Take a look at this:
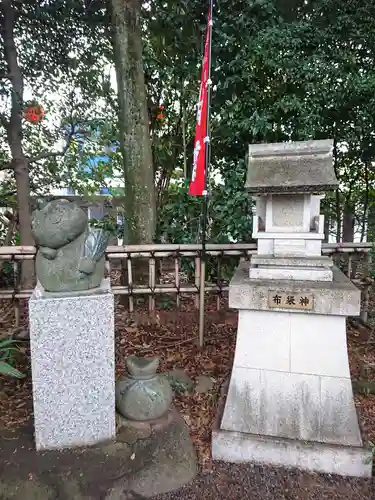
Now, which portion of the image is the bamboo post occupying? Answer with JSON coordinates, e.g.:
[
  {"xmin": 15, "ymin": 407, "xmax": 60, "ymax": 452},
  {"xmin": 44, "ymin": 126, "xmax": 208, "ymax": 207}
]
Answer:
[
  {"xmin": 105, "ymin": 255, "xmax": 111, "ymax": 276},
  {"xmin": 149, "ymin": 256, "xmax": 156, "ymax": 312},
  {"xmin": 199, "ymin": 259, "xmax": 206, "ymax": 347},
  {"xmin": 360, "ymin": 251, "xmax": 372, "ymax": 324},
  {"xmin": 14, "ymin": 299, "xmax": 20, "ymax": 328},
  {"xmin": 127, "ymin": 257, "xmax": 134, "ymax": 312},
  {"xmin": 216, "ymin": 255, "xmax": 221, "ymax": 310},
  {"xmin": 361, "ymin": 284, "xmax": 369, "ymax": 325},
  {"xmin": 13, "ymin": 260, "xmax": 20, "ymax": 327},
  {"xmin": 347, "ymin": 253, "xmax": 352, "ymax": 278},
  {"xmin": 195, "ymin": 256, "xmax": 200, "ymax": 308},
  {"xmin": 175, "ymin": 257, "xmax": 180, "ymax": 308}
]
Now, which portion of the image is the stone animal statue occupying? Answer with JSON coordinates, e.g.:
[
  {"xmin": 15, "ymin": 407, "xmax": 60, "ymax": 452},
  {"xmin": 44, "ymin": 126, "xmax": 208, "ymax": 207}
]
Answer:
[{"xmin": 31, "ymin": 198, "xmax": 110, "ymax": 293}]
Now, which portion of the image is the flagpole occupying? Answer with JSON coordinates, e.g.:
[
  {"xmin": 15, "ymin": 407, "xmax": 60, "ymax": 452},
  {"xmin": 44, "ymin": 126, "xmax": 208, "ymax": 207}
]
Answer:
[{"xmin": 198, "ymin": 0, "xmax": 214, "ymax": 348}]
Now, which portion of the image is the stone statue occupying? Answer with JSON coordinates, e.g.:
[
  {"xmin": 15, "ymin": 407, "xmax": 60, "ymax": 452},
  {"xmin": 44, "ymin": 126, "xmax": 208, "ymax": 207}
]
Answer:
[
  {"xmin": 31, "ymin": 198, "xmax": 110, "ymax": 293},
  {"xmin": 116, "ymin": 356, "xmax": 173, "ymax": 421}
]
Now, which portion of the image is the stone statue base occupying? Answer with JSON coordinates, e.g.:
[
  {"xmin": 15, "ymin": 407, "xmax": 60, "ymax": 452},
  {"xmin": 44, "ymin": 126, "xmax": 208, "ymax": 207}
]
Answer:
[
  {"xmin": 114, "ymin": 407, "xmax": 197, "ymax": 497},
  {"xmin": 32, "ymin": 282, "xmax": 108, "ymax": 299},
  {"xmin": 212, "ymin": 263, "xmax": 373, "ymax": 477},
  {"xmin": 212, "ymin": 381, "xmax": 372, "ymax": 478},
  {"xmin": 29, "ymin": 279, "xmax": 115, "ymax": 451}
]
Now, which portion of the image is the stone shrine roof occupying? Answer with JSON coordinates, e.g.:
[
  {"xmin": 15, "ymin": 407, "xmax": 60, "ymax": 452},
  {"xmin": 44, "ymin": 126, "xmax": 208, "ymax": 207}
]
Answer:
[{"xmin": 245, "ymin": 139, "xmax": 338, "ymax": 194}]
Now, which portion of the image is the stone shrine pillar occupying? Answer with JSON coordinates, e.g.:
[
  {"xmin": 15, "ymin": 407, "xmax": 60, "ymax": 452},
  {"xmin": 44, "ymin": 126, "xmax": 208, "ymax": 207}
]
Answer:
[{"xmin": 212, "ymin": 140, "xmax": 372, "ymax": 477}]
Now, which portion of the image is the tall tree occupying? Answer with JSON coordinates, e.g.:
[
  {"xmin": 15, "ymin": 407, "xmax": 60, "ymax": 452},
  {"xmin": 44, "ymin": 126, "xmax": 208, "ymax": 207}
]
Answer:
[
  {"xmin": 110, "ymin": 0, "xmax": 155, "ymax": 244},
  {"xmin": 1, "ymin": 0, "xmax": 33, "ymax": 263},
  {"xmin": 0, "ymin": 0, "xmax": 113, "ymax": 285}
]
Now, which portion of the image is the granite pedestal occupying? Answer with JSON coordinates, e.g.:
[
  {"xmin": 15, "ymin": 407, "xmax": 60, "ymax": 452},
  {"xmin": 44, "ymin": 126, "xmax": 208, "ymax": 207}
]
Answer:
[
  {"xmin": 212, "ymin": 264, "xmax": 372, "ymax": 477},
  {"xmin": 29, "ymin": 279, "xmax": 115, "ymax": 451}
]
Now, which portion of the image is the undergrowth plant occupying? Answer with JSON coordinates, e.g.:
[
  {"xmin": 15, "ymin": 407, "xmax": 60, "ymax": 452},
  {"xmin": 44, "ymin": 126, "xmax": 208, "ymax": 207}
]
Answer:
[{"xmin": 0, "ymin": 338, "xmax": 25, "ymax": 379}]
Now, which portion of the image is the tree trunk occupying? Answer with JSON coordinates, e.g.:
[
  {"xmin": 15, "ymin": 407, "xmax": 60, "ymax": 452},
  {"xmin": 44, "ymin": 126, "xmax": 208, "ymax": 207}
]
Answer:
[
  {"xmin": 323, "ymin": 213, "xmax": 330, "ymax": 242},
  {"xmin": 2, "ymin": 0, "xmax": 34, "ymax": 287},
  {"xmin": 14, "ymin": 158, "xmax": 34, "ymax": 293},
  {"xmin": 342, "ymin": 201, "xmax": 355, "ymax": 242},
  {"xmin": 110, "ymin": 0, "xmax": 155, "ymax": 295},
  {"xmin": 360, "ymin": 162, "xmax": 370, "ymax": 242},
  {"xmin": 367, "ymin": 203, "xmax": 375, "ymax": 242},
  {"xmin": 332, "ymin": 138, "xmax": 342, "ymax": 242},
  {"xmin": 110, "ymin": 0, "xmax": 156, "ymax": 245}
]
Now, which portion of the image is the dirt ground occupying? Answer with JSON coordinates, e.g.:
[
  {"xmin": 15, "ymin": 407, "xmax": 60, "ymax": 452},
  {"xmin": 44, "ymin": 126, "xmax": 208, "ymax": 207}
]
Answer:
[
  {"xmin": 0, "ymin": 296, "xmax": 375, "ymax": 499},
  {"xmin": 0, "ymin": 422, "xmax": 374, "ymax": 500}
]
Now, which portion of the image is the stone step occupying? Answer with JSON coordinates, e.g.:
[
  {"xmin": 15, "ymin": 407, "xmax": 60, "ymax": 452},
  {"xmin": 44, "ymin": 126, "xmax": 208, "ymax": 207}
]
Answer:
[{"xmin": 251, "ymin": 255, "xmax": 332, "ymax": 268}]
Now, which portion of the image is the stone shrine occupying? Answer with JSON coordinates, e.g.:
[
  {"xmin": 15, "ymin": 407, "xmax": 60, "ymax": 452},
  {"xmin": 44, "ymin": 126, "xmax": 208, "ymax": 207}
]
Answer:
[
  {"xmin": 249, "ymin": 141, "xmax": 335, "ymax": 281},
  {"xmin": 212, "ymin": 140, "xmax": 372, "ymax": 477}
]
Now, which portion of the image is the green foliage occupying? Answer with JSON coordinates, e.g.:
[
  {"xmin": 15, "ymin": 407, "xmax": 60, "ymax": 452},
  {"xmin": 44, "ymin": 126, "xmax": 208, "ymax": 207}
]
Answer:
[
  {"xmin": 0, "ymin": 262, "xmax": 17, "ymax": 289},
  {"xmin": 0, "ymin": 338, "xmax": 25, "ymax": 379},
  {"xmin": 0, "ymin": 0, "xmax": 117, "ymax": 198},
  {"xmin": 2, "ymin": 0, "xmax": 375, "ymax": 249},
  {"xmin": 157, "ymin": 172, "xmax": 252, "ymax": 245},
  {"xmin": 143, "ymin": 0, "xmax": 204, "ymax": 202},
  {"xmin": 149, "ymin": 0, "xmax": 375, "ymax": 245},
  {"xmin": 0, "ymin": 220, "xmax": 8, "ymax": 245},
  {"xmin": 157, "ymin": 175, "xmax": 253, "ymax": 280},
  {"xmin": 156, "ymin": 180, "xmax": 201, "ymax": 244},
  {"xmin": 365, "ymin": 441, "xmax": 375, "ymax": 465},
  {"xmin": 89, "ymin": 214, "xmax": 125, "ymax": 239},
  {"xmin": 369, "ymin": 244, "xmax": 375, "ymax": 279},
  {"xmin": 63, "ymin": 120, "xmax": 122, "ymax": 196},
  {"xmin": 209, "ymin": 161, "xmax": 253, "ymax": 244}
]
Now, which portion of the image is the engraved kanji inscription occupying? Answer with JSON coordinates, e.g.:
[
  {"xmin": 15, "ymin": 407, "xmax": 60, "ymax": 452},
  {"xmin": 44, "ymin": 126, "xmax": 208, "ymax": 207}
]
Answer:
[
  {"xmin": 268, "ymin": 291, "xmax": 313, "ymax": 310},
  {"xmin": 299, "ymin": 296, "xmax": 310, "ymax": 307},
  {"xmin": 273, "ymin": 294, "xmax": 282, "ymax": 305},
  {"xmin": 286, "ymin": 295, "xmax": 295, "ymax": 305}
]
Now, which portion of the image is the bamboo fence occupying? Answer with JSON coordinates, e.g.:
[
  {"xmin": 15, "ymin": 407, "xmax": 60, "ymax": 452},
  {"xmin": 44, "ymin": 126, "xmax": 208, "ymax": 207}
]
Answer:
[{"xmin": 0, "ymin": 242, "xmax": 372, "ymax": 331}]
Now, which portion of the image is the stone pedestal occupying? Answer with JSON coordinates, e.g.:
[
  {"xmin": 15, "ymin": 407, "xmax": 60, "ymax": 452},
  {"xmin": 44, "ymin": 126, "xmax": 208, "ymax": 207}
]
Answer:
[
  {"xmin": 212, "ymin": 264, "xmax": 372, "ymax": 477},
  {"xmin": 29, "ymin": 279, "xmax": 115, "ymax": 451}
]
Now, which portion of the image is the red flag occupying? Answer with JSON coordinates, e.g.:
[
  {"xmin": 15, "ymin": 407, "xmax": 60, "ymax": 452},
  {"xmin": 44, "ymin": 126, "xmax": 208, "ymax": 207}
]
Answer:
[{"xmin": 189, "ymin": 12, "xmax": 212, "ymax": 196}]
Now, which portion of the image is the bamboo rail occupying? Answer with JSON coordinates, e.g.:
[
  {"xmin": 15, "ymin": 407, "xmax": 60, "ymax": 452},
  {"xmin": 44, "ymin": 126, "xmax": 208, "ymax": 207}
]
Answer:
[{"xmin": 0, "ymin": 242, "xmax": 372, "ymax": 333}]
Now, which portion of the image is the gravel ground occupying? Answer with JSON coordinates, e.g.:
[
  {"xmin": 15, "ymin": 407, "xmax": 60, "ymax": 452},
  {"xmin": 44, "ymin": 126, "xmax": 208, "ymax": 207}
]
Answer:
[{"xmin": 155, "ymin": 462, "xmax": 375, "ymax": 500}]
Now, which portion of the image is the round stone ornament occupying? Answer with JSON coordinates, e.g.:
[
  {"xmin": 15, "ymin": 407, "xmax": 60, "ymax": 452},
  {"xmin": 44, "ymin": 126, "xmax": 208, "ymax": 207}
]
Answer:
[{"xmin": 116, "ymin": 355, "xmax": 173, "ymax": 421}]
